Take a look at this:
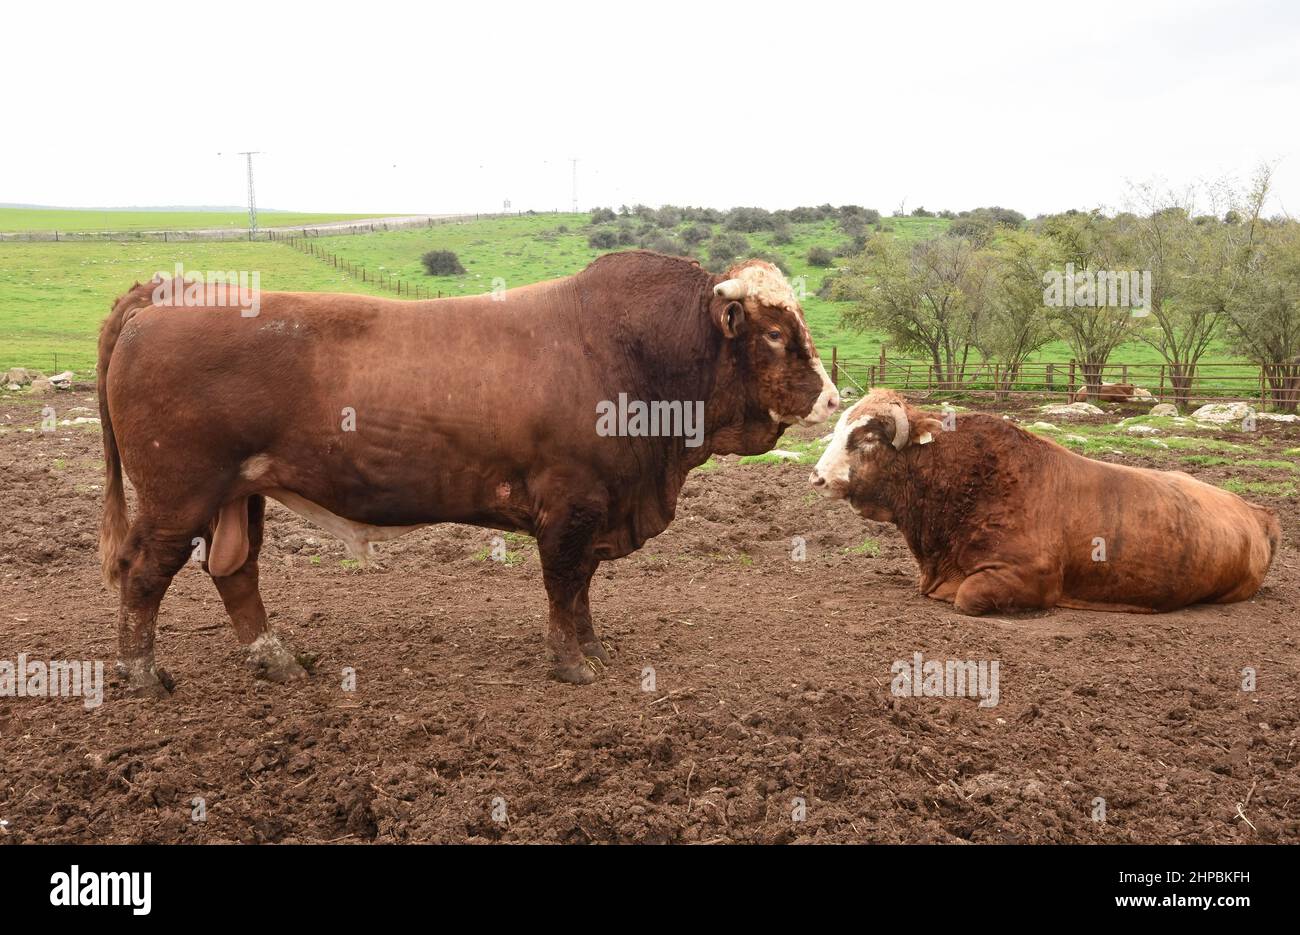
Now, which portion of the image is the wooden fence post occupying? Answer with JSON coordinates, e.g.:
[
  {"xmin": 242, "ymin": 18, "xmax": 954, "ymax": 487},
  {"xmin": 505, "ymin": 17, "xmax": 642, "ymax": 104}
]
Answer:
[{"xmin": 831, "ymin": 346, "xmax": 838, "ymax": 387}]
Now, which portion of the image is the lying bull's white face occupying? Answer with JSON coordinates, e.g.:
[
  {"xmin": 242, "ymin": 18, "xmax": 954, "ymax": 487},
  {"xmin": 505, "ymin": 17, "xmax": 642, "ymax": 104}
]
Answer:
[{"xmin": 810, "ymin": 392, "xmax": 939, "ymax": 500}]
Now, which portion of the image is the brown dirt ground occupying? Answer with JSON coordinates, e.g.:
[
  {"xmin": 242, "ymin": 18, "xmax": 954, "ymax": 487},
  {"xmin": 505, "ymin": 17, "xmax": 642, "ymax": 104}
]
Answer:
[{"xmin": 1, "ymin": 389, "xmax": 1297, "ymax": 844}]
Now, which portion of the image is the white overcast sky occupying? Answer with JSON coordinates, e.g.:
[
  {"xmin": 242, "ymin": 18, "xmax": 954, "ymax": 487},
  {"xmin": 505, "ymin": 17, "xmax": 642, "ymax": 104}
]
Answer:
[{"xmin": 3, "ymin": 0, "xmax": 1297, "ymax": 217}]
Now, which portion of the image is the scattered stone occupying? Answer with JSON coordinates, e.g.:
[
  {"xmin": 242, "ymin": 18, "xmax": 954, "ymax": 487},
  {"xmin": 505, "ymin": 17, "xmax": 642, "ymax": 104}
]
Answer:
[
  {"xmin": 1039, "ymin": 402, "xmax": 1103, "ymax": 418},
  {"xmin": 1189, "ymin": 402, "xmax": 1254, "ymax": 424},
  {"xmin": 28, "ymin": 379, "xmax": 54, "ymax": 397},
  {"xmin": 48, "ymin": 371, "xmax": 75, "ymax": 389},
  {"xmin": 1064, "ymin": 434, "xmax": 1087, "ymax": 443},
  {"xmin": 1257, "ymin": 412, "xmax": 1299, "ymax": 423},
  {"xmin": 1149, "ymin": 403, "xmax": 1177, "ymax": 417},
  {"xmin": 1125, "ymin": 424, "xmax": 1161, "ymax": 435},
  {"xmin": 1027, "ymin": 421, "xmax": 1058, "ymax": 432},
  {"xmin": 3, "ymin": 368, "xmax": 36, "ymax": 385},
  {"xmin": 767, "ymin": 449, "xmax": 802, "ymax": 462}
]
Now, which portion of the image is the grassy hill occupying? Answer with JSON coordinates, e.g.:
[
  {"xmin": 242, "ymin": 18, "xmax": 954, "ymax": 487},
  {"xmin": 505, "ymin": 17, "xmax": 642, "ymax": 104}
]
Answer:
[{"xmin": 0, "ymin": 209, "xmax": 1241, "ymax": 378}]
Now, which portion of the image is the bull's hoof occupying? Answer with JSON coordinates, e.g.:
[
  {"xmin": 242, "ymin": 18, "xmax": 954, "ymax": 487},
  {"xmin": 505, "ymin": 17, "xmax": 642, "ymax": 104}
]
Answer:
[
  {"xmin": 259, "ymin": 657, "xmax": 308, "ymax": 683},
  {"xmin": 248, "ymin": 633, "xmax": 309, "ymax": 683},
  {"xmin": 580, "ymin": 639, "xmax": 613, "ymax": 664},
  {"xmin": 553, "ymin": 657, "xmax": 601, "ymax": 685},
  {"xmin": 116, "ymin": 660, "xmax": 175, "ymax": 698}
]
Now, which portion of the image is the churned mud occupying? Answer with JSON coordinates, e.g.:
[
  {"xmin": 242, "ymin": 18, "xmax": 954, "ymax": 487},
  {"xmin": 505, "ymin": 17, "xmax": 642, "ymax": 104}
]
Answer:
[{"xmin": 1, "ymin": 390, "xmax": 1297, "ymax": 843}]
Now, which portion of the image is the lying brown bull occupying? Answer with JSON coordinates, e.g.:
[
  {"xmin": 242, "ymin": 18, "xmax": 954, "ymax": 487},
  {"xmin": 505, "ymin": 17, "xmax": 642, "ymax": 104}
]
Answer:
[
  {"xmin": 98, "ymin": 253, "xmax": 839, "ymax": 693},
  {"xmin": 1073, "ymin": 382, "xmax": 1153, "ymax": 403},
  {"xmin": 810, "ymin": 389, "xmax": 1279, "ymax": 614}
]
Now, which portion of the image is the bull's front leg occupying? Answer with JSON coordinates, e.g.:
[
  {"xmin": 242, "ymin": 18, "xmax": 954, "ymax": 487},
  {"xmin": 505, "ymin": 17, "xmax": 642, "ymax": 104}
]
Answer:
[
  {"xmin": 537, "ymin": 500, "xmax": 607, "ymax": 685},
  {"xmin": 571, "ymin": 556, "xmax": 612, "ymax": 664}
]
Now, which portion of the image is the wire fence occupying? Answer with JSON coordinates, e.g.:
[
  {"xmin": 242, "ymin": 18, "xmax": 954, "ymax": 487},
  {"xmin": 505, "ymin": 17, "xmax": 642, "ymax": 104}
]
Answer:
[
  {"xmin": 0, "ymin": 211, "xmax": 564, "ymax": 244},
  {"xmin": 829, "ymin": 352, "xmax": 1300, "ymax": 409},
  {"xmin": 278, "ymin": 234, "xmax": 456, "ymax": 300}
]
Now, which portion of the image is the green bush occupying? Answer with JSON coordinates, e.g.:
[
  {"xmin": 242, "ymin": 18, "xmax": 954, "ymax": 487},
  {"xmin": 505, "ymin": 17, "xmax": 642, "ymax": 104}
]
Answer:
[
  {"xmin": 421, "ymin": 250, "xmax": 465, "ymax": 276},
  {"xmin": 807, "ymin": 246, "xmax": 835, "ymax": 267},
  {"xmin": 588, "ymin": 229, "xmax": 619, "ymax": 249},
  {"xmin": 710, "ymin": 232, "xmax": 751, "ymax": 264}
]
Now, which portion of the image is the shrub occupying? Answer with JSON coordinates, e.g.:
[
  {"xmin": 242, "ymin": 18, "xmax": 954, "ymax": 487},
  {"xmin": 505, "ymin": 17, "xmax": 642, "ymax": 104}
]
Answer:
[
  {"xmin": 590, "ymin": 207, "xmax": 617, "ymax": 225},
  {"xmin": 681, "ymin": 224, "xmax": 710, "ymax": 245},
  {"xmin": 421, "ymin": 250, "xmax": 465, "ymax": 275},
  {"xmin": 839, "ymin": 214, "xmax": 867, "ymax": 237},
  {"xmin": 588, "ymin": 229, "xmax": 619, "ymax": 249},
  {"xmin": 807, "ymin": 246, "xmax": 835, "ymax": 267},
  {"xmin": 724, "ymin": 207, "xmax": 775, "ymax": 232},
  {"xmin": 835, "ymin": 235, "xmax": 868, "ymax": 258},
  {"xmin": 710, "ymin": 232, "xmax": 751, "ymax": 264},
  {"xmin": 910, "ymin": 206, "xmax": 935, "ymax": 218},
  {"xmin": 654, "ymin": 206, "xmax": 682, "ymax": 228},
  {"xmin": 642, "ymin": 233, "xmax": 690, "ymax": 256},
  {"xmin": 770, "ymin": 221, "xmax": 794, "ymax": 245}
]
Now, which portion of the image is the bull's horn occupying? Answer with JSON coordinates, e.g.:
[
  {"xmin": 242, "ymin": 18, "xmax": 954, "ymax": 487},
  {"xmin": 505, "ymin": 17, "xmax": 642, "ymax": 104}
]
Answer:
[
  {"xmin": 713, "ymin": 279, "xmax": 746, "ymax": 300},
  {"xmin": 889, "ymin": 402, "xmax": 910, "ymax": 450}
]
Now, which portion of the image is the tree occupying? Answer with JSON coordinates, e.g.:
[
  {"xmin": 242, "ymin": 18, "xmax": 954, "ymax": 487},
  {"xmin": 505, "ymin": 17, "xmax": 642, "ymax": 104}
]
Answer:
[
  {"xmin": 1218, "ymin": 166, "xmax": 1300, "ymax": 411},
  {"xmin": 1121, "ymin": 182, "xmax": 1223, "ymax": 409},
  {"xmin": 981, "ymin": 230, "xmax": 1059, "ymax": 398},
  {"xmin": 836, "ymin": 234, "xmax": 990, "ymax": 389},
  {"xmin": 1037, "ymin": 211, "xmax": 1141, "ymax": 395}
]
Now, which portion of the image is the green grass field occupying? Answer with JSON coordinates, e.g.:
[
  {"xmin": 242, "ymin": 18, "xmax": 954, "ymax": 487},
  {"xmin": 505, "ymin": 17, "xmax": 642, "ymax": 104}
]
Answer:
[
  {"xmin": 0, "ymin": 208, "xmax": 387, "ymax": 233},
  {"xmin": 0, "ymin": 209, "xmax": 1246, "ymax": 378}
]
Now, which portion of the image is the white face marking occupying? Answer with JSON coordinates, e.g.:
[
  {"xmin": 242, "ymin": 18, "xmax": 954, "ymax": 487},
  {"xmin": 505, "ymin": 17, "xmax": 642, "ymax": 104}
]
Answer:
[{"xmin": 811, "ymin": 404, "xmax": 874, "ymax": 497}]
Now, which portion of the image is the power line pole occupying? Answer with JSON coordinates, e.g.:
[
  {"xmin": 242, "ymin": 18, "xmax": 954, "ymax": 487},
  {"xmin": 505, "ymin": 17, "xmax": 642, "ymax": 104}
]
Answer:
[
  {"xmin": 570, "ymin": 158, "xmax": 578, "ymax": 214},
  {"xmin": 240, "ymin": 151, "xmax": 261, "ymax": 236}
]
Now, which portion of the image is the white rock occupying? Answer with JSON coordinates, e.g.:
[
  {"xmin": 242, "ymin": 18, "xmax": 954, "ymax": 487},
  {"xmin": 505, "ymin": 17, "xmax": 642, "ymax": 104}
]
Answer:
[
  {"xmin": 1149, "ymin": 403, "xmax": 1177, "ymax": 417},
  {"xmin": 1257, "ymin": 412, "xmax": 1299, "ymax": 423},
  {"xmin": 767, "ymin": 449, "xmax": 802, "ymax": 461},
  {"xmin": 1040, "ymin": 402, "xmax": 1104, "ymax": 418},
  {"xmin": 1190, "ymin": 402, "xmax": 1254, "ymax": 424},
  {"xmin": 49, "ymin": 371, "xmax": 75, "ymax": 389},
  {"xmin": 1064, "ymin": 434, "xmax": 1088, "ymax": 443},
  {"xmin": 1028, "ymin": 421, "xmax": 1059, "ymax": 432},
  {"xmin": 1126, "ymin": 424, "xmax": 1161, "ymax": 435}
]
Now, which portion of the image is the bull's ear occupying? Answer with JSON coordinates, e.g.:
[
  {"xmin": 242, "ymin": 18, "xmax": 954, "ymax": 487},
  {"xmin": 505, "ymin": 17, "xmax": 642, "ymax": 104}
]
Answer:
[
  {"xmin": 913, "ymin": 417, "xmax": 945, "ymax": 445},
  {"xmin": 713, "ymin": 300, "xmax": 745, "ymax": 338}
]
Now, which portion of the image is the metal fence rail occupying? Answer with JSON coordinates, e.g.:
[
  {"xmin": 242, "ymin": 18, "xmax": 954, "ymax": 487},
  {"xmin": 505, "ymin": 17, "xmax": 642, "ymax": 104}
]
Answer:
[{"xmin": 829, "ymin": 354, "xmax": 1300, "ymax": 408}]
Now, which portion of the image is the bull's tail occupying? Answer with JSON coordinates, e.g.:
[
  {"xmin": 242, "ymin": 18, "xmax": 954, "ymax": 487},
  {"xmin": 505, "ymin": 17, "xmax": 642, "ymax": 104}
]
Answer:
[{"xmin": 98, "ymin": 279, "xmax": 160, "ymax": 588}]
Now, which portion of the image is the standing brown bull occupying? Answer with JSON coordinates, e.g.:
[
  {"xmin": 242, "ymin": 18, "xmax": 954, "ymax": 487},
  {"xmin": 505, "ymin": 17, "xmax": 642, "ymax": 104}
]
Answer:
[
  {"xmin": 810, "ymin": 389, "xmax": 1280, "ymax": 614},
  {"xmin": 98, "ymin": 253, "xmax": 838, "ymax": 693}
]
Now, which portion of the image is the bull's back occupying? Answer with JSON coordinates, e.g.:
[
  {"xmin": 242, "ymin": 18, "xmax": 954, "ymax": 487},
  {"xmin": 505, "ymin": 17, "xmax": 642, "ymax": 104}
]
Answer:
[{"xmin": 1054, "ymin": 454, "xmax": 1277, "ymax": 609}]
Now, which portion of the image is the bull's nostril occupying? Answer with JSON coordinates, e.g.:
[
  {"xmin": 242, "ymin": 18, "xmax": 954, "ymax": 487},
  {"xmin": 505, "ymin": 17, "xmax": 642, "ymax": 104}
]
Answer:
[
  {"xmin": 827, "ymin": 394, "xmax": 839, "ymax": 411},
  {"xmin": 810, "ymin": 471, "xmax": 825, "ymax": 487}
]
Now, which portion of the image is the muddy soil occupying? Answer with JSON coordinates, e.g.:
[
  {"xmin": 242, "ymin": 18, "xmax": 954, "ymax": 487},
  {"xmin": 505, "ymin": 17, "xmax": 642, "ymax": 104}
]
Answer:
[{"xmin": 1, "ymin": 390, "xmax": 1297, "ymax": 843}]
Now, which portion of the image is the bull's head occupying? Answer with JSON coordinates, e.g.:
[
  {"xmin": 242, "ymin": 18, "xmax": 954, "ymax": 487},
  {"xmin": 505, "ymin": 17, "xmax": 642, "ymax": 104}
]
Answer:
[
  {"xmin": 710, "ymin": 260, "xmax": 838, "ymax": 448},
  {"xmin": 809, "ymin": 389, "xmax": 944, "ymax": 509}
]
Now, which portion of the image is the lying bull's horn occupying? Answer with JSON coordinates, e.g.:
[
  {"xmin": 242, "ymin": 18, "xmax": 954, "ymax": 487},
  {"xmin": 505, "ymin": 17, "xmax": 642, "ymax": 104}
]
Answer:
[
  {"xmin": 889, "ymin": 402, "xmax": 910, "ymax": 450},
  {"xmin": 713, "ymin": 279, "xmax": 747, "ymax": 300}
]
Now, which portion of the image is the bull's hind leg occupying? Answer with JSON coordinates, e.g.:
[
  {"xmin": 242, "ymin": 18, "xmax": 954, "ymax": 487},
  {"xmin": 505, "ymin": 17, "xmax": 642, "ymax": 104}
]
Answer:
[
  {"xmin": 114, "ymin": 519, "xmax": 201, "ymax": 697},
  {"xmin": 204, "ymin": 496, "xmax": 306, "ymax": 683},
  {"xmin": 953, "ymin": 565, "xmax": 1055, "ymax": 616},
  {"xmin": 537, "ymin": 498, "xmax": 608, "ymax": 685}
]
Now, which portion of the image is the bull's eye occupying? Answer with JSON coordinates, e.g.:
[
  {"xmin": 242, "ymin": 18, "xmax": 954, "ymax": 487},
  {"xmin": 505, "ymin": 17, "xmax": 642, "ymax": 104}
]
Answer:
[{"xmin": 765, "ymin": 330, "xmax": 783, "ymax": 343}]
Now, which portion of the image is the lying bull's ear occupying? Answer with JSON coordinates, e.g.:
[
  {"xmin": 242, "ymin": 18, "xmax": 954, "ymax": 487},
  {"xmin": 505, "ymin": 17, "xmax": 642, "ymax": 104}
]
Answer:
[
  {"xmin": 913, "ymin": 417, "xmax": 945, "ymax": 445},
  {"xmin": 713, "ymin": 300, "xmax": 745, "ymax": 338}
]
